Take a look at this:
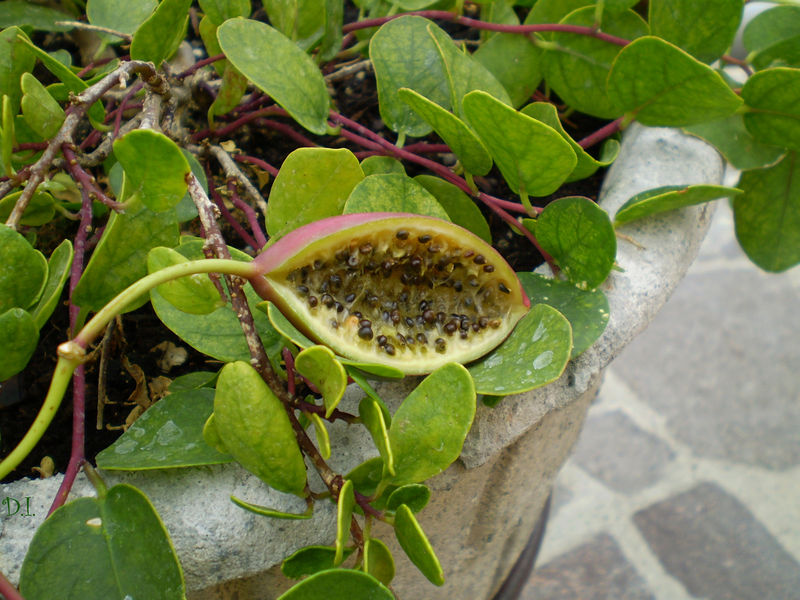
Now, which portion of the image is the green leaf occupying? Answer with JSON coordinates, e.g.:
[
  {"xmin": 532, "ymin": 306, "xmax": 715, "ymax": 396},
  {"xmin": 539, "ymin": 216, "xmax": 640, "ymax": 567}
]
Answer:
[
  {"xmin": 113, "ymin": 129, "xmax": 190, "ymax": 212},
  {"xmin": 521, "ymin": 102, "xmax": 619, "ymax": 182},
  {"xmin": 295, "ymin": 345, "xmax": 347, "ymax": 418},
  {"xmin": 742, "ymin": 67, "xmax": 800, "ymax": 153},
  {"xmin": 262, "ymin": 0, "xmax": 325, "ymax": 51},
  {"xmin": 199, "ymin": 0, "xmax": 250, "ymax": 25},
  {"xmin": 542, "ymin": 7, "xmax": 648, "ymax": 119},
  {"xmin": 335, "ymin": 479, "xmax": 356, "ymax": 566},
  {"xmin": 393, "ymin": 504, "xmax": 444, "ymax": 586},
  {"xmin": 87, "ymin": 0, "xmax": 157, "ymax": 42},
  {"xmin": 364, "ymin": 538, "xmax": 395, "ymax": 586},
  {"xmin": 346, "ymin": 457, "xmax": 385, "ymax": 498},
  {"xmin": 468, "ymin": 304, "xmax": 572, "ymax": 396},
  {"xmin": 29, "ymin": 239, "xmax": 72, "ymax": 329},
  {"xmin": 614, "ymin": 184, "xmax": 743, "ymax": 226},
  {"xmin": 608, "ymin": 36, "xmax": 743, "ymax": 127},
  {"xmin": 214, "ymin": 361, "xmax": 307, "ymax": 495},
  {"xmin": 535, "ymin": 196, "xmax": 616, "ymax": 289},
  {"xmin": 147, "ymin": 246, "xmax": 226, "ymax": 315},
  {"xmin": 230, "ymin": 496, "xmax": 313, "ymax": 519},
  {"xmin": 170, "ymin": 370, "xmax": 218, "ymax": 392},
  {"xmin": 683, "ymin": 115, "xmax": 786, "ymax": 171},
  {"xmin": 413, "ymin": 175, "xmax": 492, "ymax": 243},
  {"xmin": 19, "ymin": 484, "xmax": 185, "ymax": 600},
  {"xmin": 276, "ymin": 569, "xmax": 394, "ymax": 600},
  {"xmin": 0, "ymin": 308, "xmax": 38, "ymax": 380},
  {"xmin": 1, "ymin": 95, "xmax": 13, "ymax": 177},
  {"xmin": 20, "ymin": 72, "xmax": 64, "ymax": 139},
  {"xmin": 344, "ymin": 173, "xmax": 450, "ymax": 219},
  {"xmin": 398, "ymin": 88, "xmax": 493, "ymax": 176},
  {"xmin": 0, "ymin": 0, "xmax": 73, "ymax": 32},
  {"xmin": 202, "ymin": 413, "xmax": 228, "ymax": 454},
  {"xmin": 649, "ymin": 0, "xmax": 743, "ymax": 64},
  {"xmin": 463, "ymin": 91, "xmax": 577, "ymax": 197},
  {"xmin": 386, "ymin": 484, "xmax": 430, "ymax": 513},
  {"xmin": 267, "ymin": 148, "xmax": 364, "ymax": 238},
  {"xmin": 517, "ymin": 272, "xmax": 608, "ymax": 359},
  {"xmin": 347, "ymin": 368, "xmax": 391, "ymax": 424},
  {"xmin": 218, "ymin": 18, "xmax": 330, "ymax": 134},
  {"xmin": 426, "ymin": 23, "xmax": 512, "ymax": 117},
  {"xmin": 743, "ymin": 6, "xmax": 800, "ymax": 70},
  {"xmin": 359, "ymin": 396, "xmax": 395, "ymax": 477},
  {"xmin": 0, "ymin": 190, "xmax": 55, "ymax": 226},
  {"xmin": 96, "ymin": 389, "xmax": 233, "ymax": 470},
  {"xmin": 369, "ymin": 16, "xmax": 450, "ymax": 138},
  {"xmin": 361, "ymin": 156, "xmax": 405, "ymax": 176},
  {"xmin": 0, "ymin": 27, "xmax": 35, "ymax": 117},
  {"xmin": 208, "ymin": 62, "xmax": 248, "ymax": 123},
  {"xmin": 309, "ymin": 412, "xmax": 331, "ymax": 460},
  {"xmin": 525, "ymin": 0, "xmax": 593, "ymax": 32},
  {"xmin": 130, "ymin": 0, "xmax": 192, "ymax": 65},
  {"xmin": 199, "ymin": 15, "xmax": 226, "ymax": 75},
  {"xmin": 152, "ymin": 240, "xmax": 283, "ymax": 364},
  {"xmin": 72, "ymin": 195, "xmax": 179, "ymax": 313},
  {"xmin": 317, "ymin": 0, "xmax": 344, "ymax": 63},
  {"xmin": 733, "ymin": 153, "xmax": 800, "ymax": 272},
  {"xmin": 473, "ymin": 28, "xmax": 542, "ymax": 108},
  {"xmin": 0, "ymin": 224, "xmax": 47, "ymax": 312},
  {"xmin": 387, "ymin": 363, "xmax": 475, "ymax": 486},
  {"xmin": 282, "ymin": 546, "xmax": 354, "ymax": 579}
]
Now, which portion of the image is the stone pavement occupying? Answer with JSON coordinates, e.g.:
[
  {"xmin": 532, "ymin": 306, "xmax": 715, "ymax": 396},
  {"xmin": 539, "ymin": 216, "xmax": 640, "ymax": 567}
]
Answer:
[{"xmin": 519, "ymin": 203, "xmax": 800, "ymax": 600}]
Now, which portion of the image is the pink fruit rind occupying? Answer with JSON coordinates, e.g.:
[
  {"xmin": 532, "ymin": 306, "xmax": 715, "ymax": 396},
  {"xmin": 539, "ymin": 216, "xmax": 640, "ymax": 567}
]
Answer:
[{"xmin": 249, "ymin": 212, "xmax": 530, "ymax": 307}]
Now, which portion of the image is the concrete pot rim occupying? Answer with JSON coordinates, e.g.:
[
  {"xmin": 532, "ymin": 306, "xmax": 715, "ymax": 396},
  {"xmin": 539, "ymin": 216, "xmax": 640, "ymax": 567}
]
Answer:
[{"xmin": 0, "ymin": 124, "xmax": 725, "ymax": 592}]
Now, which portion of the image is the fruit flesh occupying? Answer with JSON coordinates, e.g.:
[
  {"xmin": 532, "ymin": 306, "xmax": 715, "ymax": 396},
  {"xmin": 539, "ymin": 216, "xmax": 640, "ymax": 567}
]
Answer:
[{"xmin": 251, "ymin": 215, "xmax": 530, "ymax": 375}]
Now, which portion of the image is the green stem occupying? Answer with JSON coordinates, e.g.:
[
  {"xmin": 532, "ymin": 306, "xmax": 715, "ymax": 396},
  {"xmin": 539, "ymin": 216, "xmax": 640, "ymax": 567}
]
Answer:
[{"xmin": 0, "ymin": 258, "xmax": 258, "ymax": 480}]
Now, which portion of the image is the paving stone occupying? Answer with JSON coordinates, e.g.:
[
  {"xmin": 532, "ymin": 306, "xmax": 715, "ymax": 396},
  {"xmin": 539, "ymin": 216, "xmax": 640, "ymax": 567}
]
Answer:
[
  {"xmin": 520, "ymin": 533, "xmax": 654, "ymax": 600},
  {"xmin": 571, "ymin": 410, "xmax": 674, "ymax": 494},
  {"xmin": 613, "ymin": 269, "xmax": 800, "ymax": 470},
  {"xmin": 633, "ymin": 481, "xmax": 800, "ymax": 600}
]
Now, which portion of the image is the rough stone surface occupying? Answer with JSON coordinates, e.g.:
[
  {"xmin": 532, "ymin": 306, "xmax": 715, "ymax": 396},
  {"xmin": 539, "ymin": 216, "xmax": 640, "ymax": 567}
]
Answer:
[
  {"xmin": 521, "ymin": 533, "xmax": 654, "ymax": 600},
  {"xmin": 613, "ymin": 268, "xmax": 800, "ymax": 470},
  {"xmin": 571, "ymin": 411, "xmax": 674, "ymax": 493},
  {"xmin": 633, "ymin": 482, "xmax": 800, "ymax": 600}
]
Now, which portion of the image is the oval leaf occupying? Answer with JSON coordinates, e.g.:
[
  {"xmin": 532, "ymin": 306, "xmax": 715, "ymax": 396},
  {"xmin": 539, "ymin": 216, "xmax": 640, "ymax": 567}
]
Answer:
[
  {"xmin": 129, "ymin": 0, "xmax": 191, "ymax": 64},
  {"xmin": 608, "ymin": 36, "xmax": 743, "ymax": 127},
  {"xmin": 0, "ymin": 308, "xmax": 38, "ymax": 380},
  {"xmin": 743, "ymin": 5, "xmax": 800, "ymax": 70},
  {"xmin": 469, "ymin": 304, "xmax": 572, "ymax": 396},
  {"xmin": 335, "ymin": 478, "xmax": 356, "ymax": 566},
  {"xmin": 276, "ymin": 569, "xmax": 394, "ymax": 600},
  {"xmin": 364, "ymin": 538, "xmax": 395, "ymax": 587},
  {"xmin": 387, "ymin": 363, "xmax": 476, "ymax": 486},
  {"xmin": 230, "ymin": 495, "xmax": 313, "ymax": 519},
  {"xmin": 29, "ymin": 239, "xmax": 73, "ymax": 329},
  {"xmin": 463, "ymin": 91, "xmax": 577, "ymax": 197},
  {"xmin": 96, "ymin": 388, "xmax": 233, "ymax": 470},
  {"xmin": 19, "ymin": 484, "xmax": 185, "ymax": 600},
  {"xmin": 214, "ymin": 361, "xmax": 307, "ymax": 495},
  {"xmin": 0, "ymin": 190, "xmax": 55, "ymax": 226},
  {"xmin": 393, "ymin": 504, "xmax": 444, "ymax": 586},
  {"xmin": 344, "ymin": 173, "xmax": 450, "ymax": 219},
  {"xmin": 535, "ymin": 196, "xmax": 616, "ymax": 289},
  {"xmin": 614, "ymin": 184, "xmax": 743, "ymax": 226},
  {"xmin": 413, "ymin": 175, "xmax": 492, "ymax": 243},
  {"xmin": 742, "ymin": 67, "xmax": 800, "ymax": 153},
  {"xmin": 282, "ymin": 546, "xmax": 353, "ymax": 579},
  {"xmin": 147, "ymin": 246, "xmax": 226, "ymax": 315},
  {"xmin": 295, "ymin": 345, "xmax": 347, "ymax": 418},
  {"xmin": 218, "ymin": 18, "xmax": 330, "ymax": 134},
  {"xmin": 359, "ymin": 396, "xmax": 395, "ymax": 476},
  {"xmin": 309, "ymin": 412, "xmax": 331, "ymax": 460},
  {"xmin": 20, "ymin": 72, "xmax": 65, "ymax": 139},
  {"xmin": 386, "ymin": 484, "xmax": 430, "ymax": 513},
  {"xmin": 683, "ymin": 115, "xmax": 786, "ymax": 171},
  {"xmin": 267, "ymin": 148, "xmax": 364, "ymax": 238},
  {"xmin": 87, "ymin": 0, "xmax": 157, "ymax": 41},
  {"xmin": 0, "ymin": 224, "xmax": 47, "ymax": 312}
]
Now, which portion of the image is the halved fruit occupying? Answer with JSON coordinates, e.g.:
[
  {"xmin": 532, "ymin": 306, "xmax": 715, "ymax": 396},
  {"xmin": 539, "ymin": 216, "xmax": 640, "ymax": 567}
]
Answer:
[{"xmin": 250, "ymin": 213, "xmax": 530, "ymax": 375}]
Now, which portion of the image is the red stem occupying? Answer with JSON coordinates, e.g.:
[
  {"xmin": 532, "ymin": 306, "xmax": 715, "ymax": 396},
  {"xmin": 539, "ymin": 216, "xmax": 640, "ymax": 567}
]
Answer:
[
  {"xmin": 191, "ymin": 106, "xmax": 285, "ymax": 142},
  {"xmin": 207, "ymin": 178, "xmax": 259, "ymax": 249},
  {"xmin": 258, "ymin": 119, "xmax": 319, "ymax": 148},
  {"xmin": 177, "ymin": 53, "xmax": 225, "ymax": 79},
  {"xmin": 62, "ymin": 144, "xmax": 126, "ymax": 211},
  {"xmin": 234, "ymin": 153, "xmax": 279, "ymax": 177},
  {"xmin": 578, "ymin": 116, "xmax": 624, "ymax": 149},
  {"xmin": 0, "ymin": 570, "xmax": 24, "ymax": 600},
  {"xmin": 228, "ymin": 181, "xmax": 268, "ymax": 249}
]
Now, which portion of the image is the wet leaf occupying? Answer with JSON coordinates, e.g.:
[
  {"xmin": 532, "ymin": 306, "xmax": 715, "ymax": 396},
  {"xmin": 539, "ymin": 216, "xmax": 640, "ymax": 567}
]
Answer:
[
  {"xmin": 214, "ymin": 361, "xmax": 307, "ymax": 495},
  {"xmin": 276, "ymin": 569, "xmax": 394, "ymax": 599},
  {"xmin": 29, "ymin": 239, "xmax": 72, "ymax": 329},
  {"xmin": 469, "ymin": 304, "xmax": 572, "ymax": 396},
  {"xmin": 218, "ymin": 18, "xmax": 330, "ymax": 134},
  {"xmin": 413, "ymin": 175, "xmax": 492, "ymax": 243},
  {"xmin": 282, "ymin": 546, "xmax": 353, "ymax": 579},
  {"xmin": 742, "ymin": 67, "xmax": 800, "ymax": 153},
  {"xmin": 608, "ymin": 36, "xmax": 743, "ymax": 127},
  {"xmin": 130, "ymin": 0, "xmax": 191, "ymax": 65},
  {"xmin": 517, "ymin": 273, "xmax": 608, "ymax": 358},
  {"xmin": 0, "ymin": 190, "xmax": 55, "ymax": 227},
  {"xmin": 649, "ymin": 0, "xmax": 743, "ymax": 63},
  {"xmin": 147, "ymin": 246, "xmax": 226, "ymax": 315},
  {"xmin": 369, "ymin": 16, "xmax": 450, "ymax": 138},
  {"xmin": 734, "ymin": 153, "xmax": 800, "ymax": 272},
  {"xmin": 364, "ymin": 538, "xmax": 395, "ymax": 586},
  {"xmin": 19, "ymin": 484, "xmax": 184, "ymax": 600},
  {"xmin": 0, "ymin": 308, "xmax": 38, "ymax": 380},
  {"xmin": 113, "ymin": 129, "xmax": 190, "ymax": 212},
  {"xmin": 614, "ymin": 184, "xmax": 743, "ymax": 226},
  {"xmin": 535, "ymin": 196, "xmax": 616, "ymax": 289},
  {"xmin": 0, "ymin": 224, "xmax": 47, "ymax": 311},
  {"xmin": 386, "ymin": 484, "xmax": 430, "ymax": 513},
  {"xmin": 96, "ymin": 389, "xmax": 233, "ymax": 470},
  {"xmin": 344, "ymin": 173, "xmax": 450, "ymax": 219},
  {"xmin": 463, "ymin": 91, "xmax": 577, "ymax": 197},
  {"xmin": 386, "ymin": 363, "xmax": 475, "ymax": 486},
  {"xmin": 393, "ymin": 504, "xmax": 444, "ymax": 586},
  {"xmin": 267, "ymin": 148, "xmax": 364, "ymax": 238},
  {"xmin": 335, "ymin": 478, "xmax": 355, "ymax": 565},
  {"xmin": 20, "ymin": 73, "xmax": 64, "ymax": 139},
  {"xmin": 359, "ymin": 396, "xmax": 395, "ymax": 476}
]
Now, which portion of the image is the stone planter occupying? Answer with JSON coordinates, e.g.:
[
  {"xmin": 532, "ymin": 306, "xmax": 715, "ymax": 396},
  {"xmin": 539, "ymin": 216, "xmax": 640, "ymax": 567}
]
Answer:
[{"xmin": 0, "ymin": 124, "xmax": 725, "ymax": 599}]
